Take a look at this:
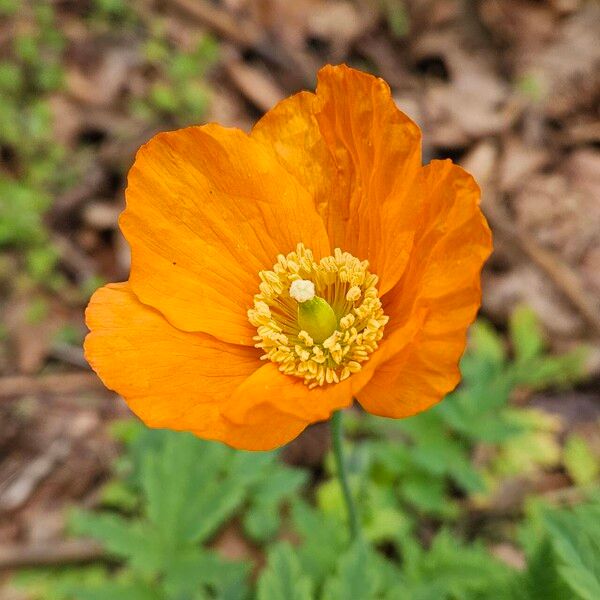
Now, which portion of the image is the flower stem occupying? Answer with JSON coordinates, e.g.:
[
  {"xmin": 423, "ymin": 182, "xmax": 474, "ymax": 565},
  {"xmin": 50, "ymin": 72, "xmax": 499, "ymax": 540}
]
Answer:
[{"xmin": 331, "ymin": 410, "xmax": 360, "ymax": 541}]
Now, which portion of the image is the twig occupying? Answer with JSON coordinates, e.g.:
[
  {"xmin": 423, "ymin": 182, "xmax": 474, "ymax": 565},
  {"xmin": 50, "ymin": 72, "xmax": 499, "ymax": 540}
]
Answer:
[
  {"xmin": 0, "ymin": 540, "xmax": 106, "ymax": 570},
  {"xmin": 0, "ymin": 440, "xmax": 71, "ymax": 511},
  {"xmin": 0, "ymin": 372, "xmax": 104, "ymax": 400}
]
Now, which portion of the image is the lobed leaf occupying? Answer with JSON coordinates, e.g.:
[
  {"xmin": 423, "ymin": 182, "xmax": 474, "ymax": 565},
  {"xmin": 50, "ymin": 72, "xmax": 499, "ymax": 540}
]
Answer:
[{"xmin": 257, "ymin": 542, "xmax": 313, "ymax": 600}]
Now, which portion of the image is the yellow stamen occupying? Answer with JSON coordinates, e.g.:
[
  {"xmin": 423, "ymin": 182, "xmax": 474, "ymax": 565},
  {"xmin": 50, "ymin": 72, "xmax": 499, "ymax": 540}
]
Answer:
[{"xmin": 247, "ymin": 244, "xmax": 388, "ymax": 387}]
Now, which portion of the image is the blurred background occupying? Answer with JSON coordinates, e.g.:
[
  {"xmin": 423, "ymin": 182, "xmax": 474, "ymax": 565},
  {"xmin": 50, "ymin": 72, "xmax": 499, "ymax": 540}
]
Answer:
[{"xmin": 1, "ymin": 1, "xmax": 599, "ymax": 599}]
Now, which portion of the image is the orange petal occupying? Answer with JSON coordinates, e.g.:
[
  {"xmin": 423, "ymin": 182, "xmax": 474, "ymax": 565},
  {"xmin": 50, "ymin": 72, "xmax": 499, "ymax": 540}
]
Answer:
[
  {"xmin": 224, "ymin": 361, "xmax": 375, "ymax": 425},
  {"xmin": 85, "ymin": 282, "xmax": 312, "ymax": 450},
  {"xmin": 252, "ymin": 64, "xmax": 422, "ymax": 295},
  {"xmin": 358, "ymin": 160, "xmax": 492, "ymax": 418},
  {"xmin": 121, "ymin": 124, "xmax": 330, "ymax": 346},
  {"xmin": 84, "ymin": 282, "xmax": 259, "ymax": 429},
  {"xmin": 216, "ymin": 406, "xmax": 310, "ymax": 452}
]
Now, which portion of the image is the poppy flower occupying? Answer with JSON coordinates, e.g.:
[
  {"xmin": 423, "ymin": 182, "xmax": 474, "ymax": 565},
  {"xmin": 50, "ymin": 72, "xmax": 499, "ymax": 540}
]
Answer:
[{"xmin": 85, "ymin": 64, "xmax": 492, "ymax": 451}]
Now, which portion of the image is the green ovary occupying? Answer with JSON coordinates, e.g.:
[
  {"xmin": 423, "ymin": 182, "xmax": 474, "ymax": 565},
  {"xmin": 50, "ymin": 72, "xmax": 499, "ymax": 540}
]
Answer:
[{"xmin": 297, "ymin": 295, "xmax": 338, "ymax": 344}]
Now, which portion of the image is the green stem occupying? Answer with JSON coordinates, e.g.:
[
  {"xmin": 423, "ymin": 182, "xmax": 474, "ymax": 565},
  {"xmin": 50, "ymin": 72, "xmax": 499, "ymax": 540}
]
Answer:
[{"xmin": 331, "ymin": 410, "xmax": 360, "ymax": 541}]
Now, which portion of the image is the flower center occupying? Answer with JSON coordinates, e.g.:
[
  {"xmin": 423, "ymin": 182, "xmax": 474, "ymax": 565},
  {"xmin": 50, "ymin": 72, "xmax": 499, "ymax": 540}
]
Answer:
[
  {"xmin": 247, "ymin": 243, "xmax": 389, "ymax": 387},
  {"xmin": 290, "ymin": 280, "xmax": 338, "ymax": 344}
]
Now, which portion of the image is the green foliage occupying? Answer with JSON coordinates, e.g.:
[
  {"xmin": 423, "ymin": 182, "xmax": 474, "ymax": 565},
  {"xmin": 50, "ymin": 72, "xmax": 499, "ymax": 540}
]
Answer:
[
  {"xmin": 14, "ymin": 430, "xmax": 600, "ymax": 600},
  {"xmin": 515, "ymin": 498, "xmax": 600, "ymax": 599},
  {"xmin": 0, "ymin": 0, "xmax": 18, "ymax": 16},
  {"xmin": 396, "ymin": 529, "xmax": 512, "ymax": 599},
  {"xmin": 0, "ymin": 180, "xmax": 51, "ymax": 247},
  {"xmin": 12, "ymin": 314, "xmax": 596, "ymax": 599},
  {"xmin": 15, "ymin": 425, "xmax": 305, "ymax": 599},
  {"xmin": 13, "ymin": 567, "xmax": 110, "ymax": 600},
  {"xmin": 544, "ymin": 502, "xmax": 600, "ymax": 599},
  {"xmin": 262, "ymin": 507, "xmax": 513, "ymax": 599},
  {"xmin": 1, "ymin": 1, "xmax": 217, "ymax": 298},
  {"xmin": 381, "ymin": 0, "xmax": 410, "ymax": 38},
  {"xmin": 515, "ymin": 72, "xmax": 546, "ymax": 103},
  {"xmin": 0, "ymin": 1, "xmax": 70, "ymax": 291},
  {"xmin": 260, "ymin": 500, "xmax": 507, "ymax": 599},
  {"xmin": 25, "ymin": 297, "xmax": 49, "ymax": 324},
  {"xmin": 263, "ymin": 499, "xmax": 600, "ymax": 600},
  {"xmin": 26, "ymin": 245, "xmax": 61, "ymax": 285},
  {"xmin": 324, "ymin": 309, "xmax": 587, "ymax": 534},
  {"xmin": 291, "ymin": 499, "xmax": 349, "ymax": 585},
  {"xmin": 509, "ymin": 306, "xmax": 586, "ymax": 389},
  {"xmin": 53, "ymin": 323, "xmax": 85, "ymax": 347},
  {"xmin": 257, "ymin": 543, "xmax": 313, "ymax": 600},
  {"xmin": 563, "ymin": 434, "xmax": 600, "ymax": 486},
  {"xmin": 489, "ymin": 408, "xmax": 562, "ymax": 479},
  {"xmin": 243, "ymin": 460, "xmax": 307, "ymax": 542},
  {"xmin": 512, "ymin": 538, "xmax": 570, "ymax": 600},
  {"xmin": 321, "ymin": 542, "xmax": 380, "ymax": 600},
  {"xmin": 135, "ymin": 33, "xmax": 218, "ymax": 125},
  {"xmin": 90, "ymin": 0, "xmax": 135, "ymax": 25}
]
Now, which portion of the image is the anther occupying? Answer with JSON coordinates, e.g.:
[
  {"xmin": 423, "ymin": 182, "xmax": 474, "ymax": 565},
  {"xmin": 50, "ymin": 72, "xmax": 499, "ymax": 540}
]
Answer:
[{"xmin": 248, "ymin": 244, "xmax": 387, "ymax": 386}]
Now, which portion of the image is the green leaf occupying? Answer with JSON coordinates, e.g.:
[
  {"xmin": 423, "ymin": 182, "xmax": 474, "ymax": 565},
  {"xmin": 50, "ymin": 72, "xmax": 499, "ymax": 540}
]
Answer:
[
  {"xmin": 163, "ymin": 548, "xmax": 250, "ymax": 600},
  {"xmin": 292, "ymin": 501, "xmax": 348, "ymax": 586},
  {"xmin": 26, "ymin": 245, "xmax": 59, "ymax": 282},
  {"xmin": 400, "ymin": 473, "xmax": 457, "ymax": 518},
  {"xmin": 469, "ymin": 320, "xmax": 506, "ymax": 366},
  {"xmin": 491, "ymin": 410, "xmax": 562, "ymax": 477},
  {"xmin": 513, "ymin": 351, "xmax": 587, "ymax": 389},
  {"xmin": 510, "ymin": 305, "xmax": 544, "ymax": 364},
  {"xmin": 73, "ymin": 581, "xmax": 161, "ymax": 600},
  {"xmin": 507, "ymin": 307, "xmax": 586, "ymax": 388},
  {"xmin": 257, "ymin": 542, "xmax": 313, "ymax": 600},
  {"xmin": 71, "ymin": 430, "xmax": 270, "ymax": 577},
  {"xmin": 383, "ymin": 0, "xmax": 410, "ymax": 38},
  {"xmin": 512, "ymin": 537, "xmax": 571, "ymax": 600},
  {"xmin": 401, "ymin": 529, "xmax": 512, "ymax": 599},
  {"xmin": 244, "ymin": 461, "xmax": 307, "ymax": 542},
  {"xmin": 0, "ymin": 0, "xmax": 18, "ymax": 17},
  {"xmin": 563, "ymin": 435, "xmax": 600, "ymax": 486},
  {"xmin": 322, "ymin": 542, "xmax": 380, "ymax": 600},
  {"xmin": 518, "ymin": 499, "xmax": 600, "ymax": 600},
  {"xmin": 545, "ymin": 504, "xmax": 600, "ymax": 600},
  {"xmin": 99, "ymin": 480, "xmax": 139, "ymax": 512},
  {"xmin": 243, "ymin": 506, "xmax": 279, "ymax": 544},
  {"xmin": 69, "ymin": 511, "xmax": 163, "ymax": 576},
  {"xmin": 12, "ymin": 566, "xmax": 109, "ymax": 600},
  {"xmin": 0, "ymin": 60, "xmax": 22, "ymax": 93},
  {"xmin": 138, "ymin": 431, "xmax": 266, "ymax": 547},
  {"xmin": 70, "ymin": 430, "xmax": 261, "ymax": 598},
  {"xmin": 150, "ymin": 82, "xmax": 178, "ymax": 112},
  {"xmin": 0, "ymin": 179, "xmax": 50, "ymax": 246}
]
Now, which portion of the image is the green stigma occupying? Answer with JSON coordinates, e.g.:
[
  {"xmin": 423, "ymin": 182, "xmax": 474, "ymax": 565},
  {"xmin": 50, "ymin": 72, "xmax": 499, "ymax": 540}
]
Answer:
[{"xmin": 289, "ymin": 279, "xmax": 338, "ymax": 344}]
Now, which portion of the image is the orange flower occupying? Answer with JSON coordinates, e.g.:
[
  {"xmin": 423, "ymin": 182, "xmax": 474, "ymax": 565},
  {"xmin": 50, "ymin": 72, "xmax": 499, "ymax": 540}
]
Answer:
[{"xmin": 85, "ymin": 65, "xmax": 492, "ymax": 451}]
